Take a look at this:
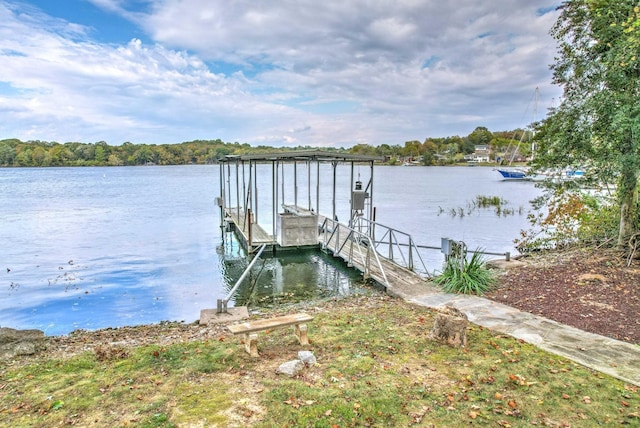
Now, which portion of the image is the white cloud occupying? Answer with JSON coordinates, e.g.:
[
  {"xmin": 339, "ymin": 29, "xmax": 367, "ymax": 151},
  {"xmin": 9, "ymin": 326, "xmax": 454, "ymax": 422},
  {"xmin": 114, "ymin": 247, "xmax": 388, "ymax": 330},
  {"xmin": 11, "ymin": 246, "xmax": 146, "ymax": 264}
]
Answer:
[{"xmin": 0, "ymin": 0, "xmax": 563, "ymax": 146}]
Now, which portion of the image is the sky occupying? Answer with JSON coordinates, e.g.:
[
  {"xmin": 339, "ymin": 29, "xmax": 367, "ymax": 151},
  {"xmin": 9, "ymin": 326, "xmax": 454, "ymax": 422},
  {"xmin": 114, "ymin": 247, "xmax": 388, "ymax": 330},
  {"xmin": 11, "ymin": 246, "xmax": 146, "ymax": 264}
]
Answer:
[{"xmin": 0, "ymin": 0, "xmax": 563, "ymax": 148}]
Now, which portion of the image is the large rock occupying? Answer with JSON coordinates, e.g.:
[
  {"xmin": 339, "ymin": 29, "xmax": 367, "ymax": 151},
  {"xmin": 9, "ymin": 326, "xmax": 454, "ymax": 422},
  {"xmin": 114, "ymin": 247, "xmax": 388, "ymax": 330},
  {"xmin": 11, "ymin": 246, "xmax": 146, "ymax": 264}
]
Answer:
[
  {"xmin": 298, "ymin": 350, "xmax": 317, "ymax": 366},
  {"xmin": 277, "ymin": 360, "xmax": 305, "ymax": 377},
  {"xmin": 0, "ymin": 327, "xmax": 46, "ymax": 358},
  {"xmin": 429, "ymin": 305, "xmax": 468, "ymax": 348}
]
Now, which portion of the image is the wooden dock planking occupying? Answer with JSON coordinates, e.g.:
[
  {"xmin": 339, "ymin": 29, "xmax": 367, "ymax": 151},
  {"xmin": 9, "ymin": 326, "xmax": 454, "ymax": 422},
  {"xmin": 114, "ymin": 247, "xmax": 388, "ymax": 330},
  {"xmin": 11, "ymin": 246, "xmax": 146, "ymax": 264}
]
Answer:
[{"xmin": 225, "ymin": 207, "xmax": 275, "ymax": 246}]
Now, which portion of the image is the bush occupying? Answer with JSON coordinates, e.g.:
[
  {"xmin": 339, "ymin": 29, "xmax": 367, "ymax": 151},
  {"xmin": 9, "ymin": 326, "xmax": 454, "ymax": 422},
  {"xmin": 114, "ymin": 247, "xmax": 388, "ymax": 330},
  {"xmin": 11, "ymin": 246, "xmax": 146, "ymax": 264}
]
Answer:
[
  {"xmin": 434, "ymin": 250, "xmax": 495, "ymax": 295},
  {"xmin": 515, "ymin": 186, "xmax": 620, "ymax": 252}
]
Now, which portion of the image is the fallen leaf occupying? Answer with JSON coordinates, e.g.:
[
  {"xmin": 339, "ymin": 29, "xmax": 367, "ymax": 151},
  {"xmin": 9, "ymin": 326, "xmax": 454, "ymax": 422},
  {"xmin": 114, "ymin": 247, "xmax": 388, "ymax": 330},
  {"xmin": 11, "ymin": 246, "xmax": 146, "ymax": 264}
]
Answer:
[
  {"xmin": 495, "ymin": 392, "xmax": 503, "ymax": 399},
  {"xmin": 508, "ymin": 399, "xmax": 517, "ymax": 409},
  {"xmin": 562, "ymin": 393, "xmax": 571, "ymax": 399},
  {"xmin": 582, "ymin": 396, "xmax": 591, "ymax": 404},
  {"xmin": 325, "ymin": 409, "xmax": 332, "ymax": 416},
  {"xmin": 469, "ymin": 411, "xmax": 478, "ymax": 419}
]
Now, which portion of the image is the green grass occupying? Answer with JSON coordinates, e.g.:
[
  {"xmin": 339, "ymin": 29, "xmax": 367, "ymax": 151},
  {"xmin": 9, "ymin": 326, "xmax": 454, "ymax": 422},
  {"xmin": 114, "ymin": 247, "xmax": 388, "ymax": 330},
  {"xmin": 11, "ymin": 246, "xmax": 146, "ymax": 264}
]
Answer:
[{"xmin": 1, "ymin": 295, "xmax": 638, "ymax": 427}]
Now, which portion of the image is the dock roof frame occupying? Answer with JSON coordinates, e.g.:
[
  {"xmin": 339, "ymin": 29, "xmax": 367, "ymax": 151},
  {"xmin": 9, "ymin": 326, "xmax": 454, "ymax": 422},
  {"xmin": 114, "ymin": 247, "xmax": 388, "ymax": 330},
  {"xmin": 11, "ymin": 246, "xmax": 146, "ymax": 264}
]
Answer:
[
  {"xmin": 218, "ymin": 150, "xmax": 384, "ymax": 251},
  {"xmin": 218, "ymin": 150, "xmax": 384, "ymax": 163}
]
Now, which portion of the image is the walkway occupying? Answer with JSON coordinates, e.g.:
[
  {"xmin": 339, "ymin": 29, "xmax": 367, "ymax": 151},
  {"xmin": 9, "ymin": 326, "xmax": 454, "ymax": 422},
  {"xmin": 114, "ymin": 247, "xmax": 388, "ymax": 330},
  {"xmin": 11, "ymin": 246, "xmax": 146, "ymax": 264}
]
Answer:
[{"xmin": 386, "ymin": 278, "xmax": 640, "ymax": 387}]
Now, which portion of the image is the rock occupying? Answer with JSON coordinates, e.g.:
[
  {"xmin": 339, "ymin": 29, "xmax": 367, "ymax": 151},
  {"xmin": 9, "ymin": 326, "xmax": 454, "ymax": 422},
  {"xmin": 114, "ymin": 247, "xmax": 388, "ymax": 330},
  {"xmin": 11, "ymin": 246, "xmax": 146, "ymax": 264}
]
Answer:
[
  {"xmin": 0, "ymin": 327, "xmax": 46, "ymax": 358},
  {"xmin": 429, "ymin": 305, "xmax": 468, "ymax": 348},
  {"xmin": 298, "ymin": 350, "xmax": 316, "ymax": 366},
  {"xmin": 277, "ymin": 359, "xmax": 305, "ymax": 377}
]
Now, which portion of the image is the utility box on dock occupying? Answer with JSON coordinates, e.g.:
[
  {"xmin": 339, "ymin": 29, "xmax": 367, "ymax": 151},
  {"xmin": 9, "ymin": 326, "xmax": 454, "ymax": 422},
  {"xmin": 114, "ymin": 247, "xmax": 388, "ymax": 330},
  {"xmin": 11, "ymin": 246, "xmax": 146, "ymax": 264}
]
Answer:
[{"xmin": 277, "ymin": 212, "xmax": 318, "ymax": 247}]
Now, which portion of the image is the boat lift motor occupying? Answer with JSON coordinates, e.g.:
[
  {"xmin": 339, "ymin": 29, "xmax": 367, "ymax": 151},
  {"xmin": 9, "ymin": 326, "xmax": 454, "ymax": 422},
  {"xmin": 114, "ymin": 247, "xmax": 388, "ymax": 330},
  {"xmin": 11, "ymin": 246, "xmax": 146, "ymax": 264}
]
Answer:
[{"xmin": 351, "ymin": 180, "xmax": 366, "ymax": 211}]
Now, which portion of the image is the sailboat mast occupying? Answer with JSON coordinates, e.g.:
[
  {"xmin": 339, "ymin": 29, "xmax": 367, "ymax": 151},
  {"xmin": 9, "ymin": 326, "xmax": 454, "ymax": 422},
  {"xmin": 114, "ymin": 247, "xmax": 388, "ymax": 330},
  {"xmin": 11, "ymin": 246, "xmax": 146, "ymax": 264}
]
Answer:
[{"xmin": 531, "ymin": 87, "xmax": 539, "ymax": 157}]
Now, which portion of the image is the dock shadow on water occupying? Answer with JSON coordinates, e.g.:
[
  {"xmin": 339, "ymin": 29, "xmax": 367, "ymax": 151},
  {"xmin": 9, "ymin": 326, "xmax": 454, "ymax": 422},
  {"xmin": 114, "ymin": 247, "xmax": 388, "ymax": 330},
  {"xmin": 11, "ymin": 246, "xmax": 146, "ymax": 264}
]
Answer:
[{"xmin": 221, "ymin": 247, "xmax": 374, "ymax": 309}]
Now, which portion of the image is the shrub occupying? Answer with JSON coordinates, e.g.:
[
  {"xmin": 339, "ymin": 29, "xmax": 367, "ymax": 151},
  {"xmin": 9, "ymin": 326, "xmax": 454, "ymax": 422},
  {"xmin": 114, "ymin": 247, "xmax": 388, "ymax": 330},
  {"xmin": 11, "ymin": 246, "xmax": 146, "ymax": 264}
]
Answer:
[{"xmin": 434, "ymin": 250, "xmax": 496, "ymax": 295}]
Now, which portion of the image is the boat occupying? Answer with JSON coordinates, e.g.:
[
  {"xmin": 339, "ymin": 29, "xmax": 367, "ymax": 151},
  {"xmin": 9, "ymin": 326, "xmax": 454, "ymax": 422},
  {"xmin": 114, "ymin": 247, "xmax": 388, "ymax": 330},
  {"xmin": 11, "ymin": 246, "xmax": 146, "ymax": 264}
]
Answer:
[
  {"xmin": 495, "ymin": 167, "xmax": 531, "ymax": 180},
  {"xmin": 565, "ymin": 169, "xmax": 585, "ymax": 179},
  {"xmin": 496, "ymin": 87, "xmax": 539, "ymax": 181}
]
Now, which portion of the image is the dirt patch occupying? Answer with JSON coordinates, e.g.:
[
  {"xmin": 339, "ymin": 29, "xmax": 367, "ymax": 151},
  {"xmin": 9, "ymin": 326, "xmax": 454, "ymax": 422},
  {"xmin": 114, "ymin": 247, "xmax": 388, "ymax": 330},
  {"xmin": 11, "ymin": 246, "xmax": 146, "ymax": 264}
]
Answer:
[{"xmin": 487, "ymin": 247, "xmax": 640, "ymax": 345}]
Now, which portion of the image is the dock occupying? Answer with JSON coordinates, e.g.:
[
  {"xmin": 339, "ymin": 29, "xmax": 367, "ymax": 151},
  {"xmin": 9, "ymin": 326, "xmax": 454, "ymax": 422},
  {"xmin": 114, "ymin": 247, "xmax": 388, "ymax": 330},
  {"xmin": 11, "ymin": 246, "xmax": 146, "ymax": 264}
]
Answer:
[{"xmin": 216, "ymin": 150, "xmax": 434, "ymax": 288}]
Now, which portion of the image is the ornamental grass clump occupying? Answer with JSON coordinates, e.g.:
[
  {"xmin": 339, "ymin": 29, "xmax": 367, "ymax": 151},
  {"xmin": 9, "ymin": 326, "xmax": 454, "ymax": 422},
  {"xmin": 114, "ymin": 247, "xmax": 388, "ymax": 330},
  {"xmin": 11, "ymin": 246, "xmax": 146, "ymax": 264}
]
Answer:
[{"xmin": 435, "ymin": 250, "xmax": 496, "ymax": 295}]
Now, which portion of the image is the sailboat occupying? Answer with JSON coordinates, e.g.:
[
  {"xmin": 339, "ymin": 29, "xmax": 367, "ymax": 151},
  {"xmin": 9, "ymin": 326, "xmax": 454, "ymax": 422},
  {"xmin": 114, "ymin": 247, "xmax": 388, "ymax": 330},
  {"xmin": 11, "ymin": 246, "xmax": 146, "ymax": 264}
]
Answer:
[
  {"xmin": 496, "ymin": 88, "xmax": 539, "ymax": 181},
  {"xmin": 496, "ymin": 166, "xmax": 530, "ymax": 180}
]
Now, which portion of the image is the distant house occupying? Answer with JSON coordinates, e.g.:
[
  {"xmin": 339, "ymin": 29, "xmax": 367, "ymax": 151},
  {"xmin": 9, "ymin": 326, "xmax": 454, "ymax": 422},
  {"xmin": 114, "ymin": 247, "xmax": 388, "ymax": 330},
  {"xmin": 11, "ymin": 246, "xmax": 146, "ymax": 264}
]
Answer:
[{"xmin": 464, "ymin": 145, "xmax": 491, "ymax": 163}]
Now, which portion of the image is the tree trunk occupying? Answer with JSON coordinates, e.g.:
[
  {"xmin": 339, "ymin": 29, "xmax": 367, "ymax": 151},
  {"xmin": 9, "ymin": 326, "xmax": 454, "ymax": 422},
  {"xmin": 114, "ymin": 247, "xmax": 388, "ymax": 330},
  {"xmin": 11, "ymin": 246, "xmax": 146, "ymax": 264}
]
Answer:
[
  {"xmin": 429, "ymin": 305, "xmax": 468, "ymax": 348},
  {"xmin": 617, "ymin": 160, "xmax": 639, "ymax": 248}
]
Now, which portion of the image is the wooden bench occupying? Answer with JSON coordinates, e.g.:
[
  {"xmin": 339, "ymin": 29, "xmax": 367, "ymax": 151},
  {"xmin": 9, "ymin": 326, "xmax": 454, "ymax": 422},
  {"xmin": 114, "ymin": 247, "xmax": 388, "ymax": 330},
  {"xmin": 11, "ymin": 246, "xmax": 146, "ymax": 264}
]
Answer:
[{"xmin": 227, "ymin": 313, "xmax": 314, "ymax": 357}]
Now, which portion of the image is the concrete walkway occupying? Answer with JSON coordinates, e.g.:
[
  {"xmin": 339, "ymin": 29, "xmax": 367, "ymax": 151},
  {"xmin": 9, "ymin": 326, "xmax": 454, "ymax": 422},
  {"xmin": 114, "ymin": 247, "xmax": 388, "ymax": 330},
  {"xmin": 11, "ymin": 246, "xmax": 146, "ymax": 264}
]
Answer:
[{"xmin": 387, "ymin": 283, "xmax": 640, "ymax": 387}]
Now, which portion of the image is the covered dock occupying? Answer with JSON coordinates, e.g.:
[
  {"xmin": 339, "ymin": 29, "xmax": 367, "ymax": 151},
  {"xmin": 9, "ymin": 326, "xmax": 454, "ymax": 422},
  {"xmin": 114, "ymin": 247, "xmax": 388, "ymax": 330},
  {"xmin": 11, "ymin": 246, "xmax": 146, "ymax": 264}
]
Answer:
[{"xmin": 216, "ymin": 150, "xmax": 384, "ymax": 253}]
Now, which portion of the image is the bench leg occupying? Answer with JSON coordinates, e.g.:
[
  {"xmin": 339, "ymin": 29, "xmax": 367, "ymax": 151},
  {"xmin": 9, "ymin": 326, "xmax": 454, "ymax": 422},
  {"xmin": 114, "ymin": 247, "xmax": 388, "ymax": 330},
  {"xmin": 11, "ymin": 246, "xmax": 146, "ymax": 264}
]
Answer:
[
  {"xmin": 295, "ymin": 323, "xmax": 309, "ymax": 346},
  {"xmin": 243, "ymin": 333, "xmax": 259, "ymax": 357}
]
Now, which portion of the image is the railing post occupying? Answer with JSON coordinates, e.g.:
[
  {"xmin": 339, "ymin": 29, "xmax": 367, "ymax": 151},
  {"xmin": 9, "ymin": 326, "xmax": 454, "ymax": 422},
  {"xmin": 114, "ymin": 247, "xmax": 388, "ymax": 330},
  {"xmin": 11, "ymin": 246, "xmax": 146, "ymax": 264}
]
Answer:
[{"xmin": 408, "ymin": 237, "xmax": 414, "ymax": 270}]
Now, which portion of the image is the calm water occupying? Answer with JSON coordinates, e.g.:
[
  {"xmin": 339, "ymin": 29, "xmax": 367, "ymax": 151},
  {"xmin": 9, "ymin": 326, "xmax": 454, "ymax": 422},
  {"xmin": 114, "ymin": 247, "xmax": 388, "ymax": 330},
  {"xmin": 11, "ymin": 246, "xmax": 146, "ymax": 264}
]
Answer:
[{"xmin": 0, "ymin": 165, "xmax": 540, "ymax": 335}]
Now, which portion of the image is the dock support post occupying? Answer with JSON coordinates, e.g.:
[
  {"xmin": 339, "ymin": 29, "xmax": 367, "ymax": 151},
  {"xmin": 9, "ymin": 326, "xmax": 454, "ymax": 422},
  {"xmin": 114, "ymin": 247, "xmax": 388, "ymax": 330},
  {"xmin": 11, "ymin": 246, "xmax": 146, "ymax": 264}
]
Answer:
[
  {"xmin": 332, "ymin": 161, "xmax": 337, "ymax": 224},
  {"xmin": 248, "ymin": 208, "xmax": 253, "ymax": 250}
]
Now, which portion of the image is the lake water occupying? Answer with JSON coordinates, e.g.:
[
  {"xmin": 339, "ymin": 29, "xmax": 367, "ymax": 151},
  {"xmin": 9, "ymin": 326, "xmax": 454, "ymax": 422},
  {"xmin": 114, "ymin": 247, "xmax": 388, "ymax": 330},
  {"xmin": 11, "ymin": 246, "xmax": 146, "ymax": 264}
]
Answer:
[{"xmin": 0, "ymin": 165, "xmax": 540, "ymax": 335}]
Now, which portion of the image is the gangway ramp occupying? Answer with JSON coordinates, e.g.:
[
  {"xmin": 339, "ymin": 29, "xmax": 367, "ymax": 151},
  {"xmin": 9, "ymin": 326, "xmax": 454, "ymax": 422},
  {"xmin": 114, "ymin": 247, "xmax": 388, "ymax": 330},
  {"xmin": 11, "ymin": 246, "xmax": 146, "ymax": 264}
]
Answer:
[{"xmin": 319, "ymin": 219, "xmax": 434, "ymax": 297}]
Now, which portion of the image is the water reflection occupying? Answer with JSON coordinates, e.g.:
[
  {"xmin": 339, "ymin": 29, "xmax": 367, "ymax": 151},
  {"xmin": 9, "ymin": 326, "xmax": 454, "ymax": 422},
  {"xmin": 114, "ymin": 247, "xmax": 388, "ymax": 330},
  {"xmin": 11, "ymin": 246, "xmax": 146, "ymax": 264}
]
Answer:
[{"xmin": 220, "ymin": 244, "xmax": 369, "ymax": 309}]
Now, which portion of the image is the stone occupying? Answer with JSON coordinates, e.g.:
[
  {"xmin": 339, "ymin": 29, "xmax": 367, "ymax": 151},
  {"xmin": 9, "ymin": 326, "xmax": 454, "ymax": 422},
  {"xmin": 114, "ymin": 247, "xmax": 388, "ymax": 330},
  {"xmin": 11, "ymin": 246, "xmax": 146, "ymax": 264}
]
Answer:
[
  {"xmin": 278, "ymin": 359, "xmax": 305, "ymax": 377},
  {"xmin": 0, "ymin": 327, "xmax": 46, "ymax": 358},
  {"xmin": 298, "ymin": 350, "xmax": 316, "ymax": 366},
  {"xmin": 429, "ymin": 305, "xmax": 468, "ymax": 348}
]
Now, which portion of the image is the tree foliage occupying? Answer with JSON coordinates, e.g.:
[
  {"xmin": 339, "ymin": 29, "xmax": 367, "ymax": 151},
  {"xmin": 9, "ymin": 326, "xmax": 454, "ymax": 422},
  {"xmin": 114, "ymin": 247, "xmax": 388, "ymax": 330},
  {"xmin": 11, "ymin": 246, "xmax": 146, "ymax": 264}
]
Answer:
[
  {"xmin": 533, "ymin": 1, "xmax": 640, "ymax": 247},
  {"xmin": 0, "ymin": 124, "xmax": 527, "ymax": 168}
]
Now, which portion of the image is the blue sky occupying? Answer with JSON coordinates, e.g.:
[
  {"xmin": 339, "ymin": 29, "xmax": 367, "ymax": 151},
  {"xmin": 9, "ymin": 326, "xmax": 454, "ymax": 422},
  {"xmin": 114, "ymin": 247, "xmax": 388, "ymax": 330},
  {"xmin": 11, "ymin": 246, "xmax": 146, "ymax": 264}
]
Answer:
[{"xmin": 0, "ymin": 0, "xmax": 562, "ymax": 147}]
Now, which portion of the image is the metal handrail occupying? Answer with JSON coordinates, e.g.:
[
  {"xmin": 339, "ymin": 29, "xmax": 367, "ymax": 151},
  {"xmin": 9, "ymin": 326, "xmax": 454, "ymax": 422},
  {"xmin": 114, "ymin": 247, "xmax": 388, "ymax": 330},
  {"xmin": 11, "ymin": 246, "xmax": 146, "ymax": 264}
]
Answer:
[
  {"xmin": 320, "ymin": 218, "xmax": 390, "ymax": 288},
  {"xmin": 352, "ymin": 217, "xmax": 431, "ymax": 277},
  {"xmin": 217, "ymin": 243, "xmax": 267, "ymax": 313}
]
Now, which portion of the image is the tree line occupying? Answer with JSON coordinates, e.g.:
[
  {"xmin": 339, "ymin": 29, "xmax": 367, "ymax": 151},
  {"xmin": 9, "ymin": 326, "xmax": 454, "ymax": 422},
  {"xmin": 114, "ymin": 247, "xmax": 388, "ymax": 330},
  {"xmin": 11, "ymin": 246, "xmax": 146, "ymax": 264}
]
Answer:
[{"xmin": 0, "ymin": 127, "xmax": 529, "ymax": 168}]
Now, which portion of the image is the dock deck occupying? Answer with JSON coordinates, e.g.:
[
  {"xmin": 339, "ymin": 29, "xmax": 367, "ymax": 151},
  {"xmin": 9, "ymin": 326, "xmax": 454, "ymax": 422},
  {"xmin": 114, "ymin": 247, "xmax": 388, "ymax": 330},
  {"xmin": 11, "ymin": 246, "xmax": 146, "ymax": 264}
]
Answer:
[{"xmin": 224, "ymin": 207, "xmax": 276, "ymax": 250}]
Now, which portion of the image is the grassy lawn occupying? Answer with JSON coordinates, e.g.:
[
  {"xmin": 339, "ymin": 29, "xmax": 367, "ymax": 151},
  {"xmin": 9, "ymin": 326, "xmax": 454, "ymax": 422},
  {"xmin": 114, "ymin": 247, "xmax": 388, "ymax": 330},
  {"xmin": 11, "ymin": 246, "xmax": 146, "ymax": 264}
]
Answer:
[{"xmin": 1, "ymin": 294, "xmax": 638, "ymax": 427}]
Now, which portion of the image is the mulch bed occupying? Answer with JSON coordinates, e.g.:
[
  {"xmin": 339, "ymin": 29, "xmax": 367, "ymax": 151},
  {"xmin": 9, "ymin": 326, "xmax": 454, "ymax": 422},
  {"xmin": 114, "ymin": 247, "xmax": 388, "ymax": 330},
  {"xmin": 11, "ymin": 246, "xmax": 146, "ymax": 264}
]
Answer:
[{"xmin": 486, "ymin": 248, "xmax": 640, "ymax": 345}]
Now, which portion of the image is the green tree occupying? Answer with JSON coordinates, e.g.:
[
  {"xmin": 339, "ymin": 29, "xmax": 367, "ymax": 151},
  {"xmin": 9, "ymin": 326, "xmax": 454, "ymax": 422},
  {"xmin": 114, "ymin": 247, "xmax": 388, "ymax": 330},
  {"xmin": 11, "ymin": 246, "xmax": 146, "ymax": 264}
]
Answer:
[
  {"xmin": 94, "ymin": 142, "xmax": 108, "ymax": 164},
  {"xmin": 467, "ymin": 126, "xmax": 493, "ymax": 147},
  {"xmin": 0, "ymin": 141, "xmax": 16, "ymax": 166},
  {"xmin": 534, "ymin": 1, "xmax": 640, "ymax": 247}
]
